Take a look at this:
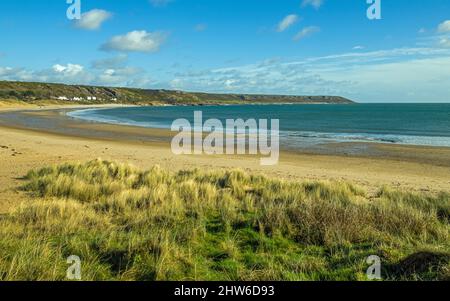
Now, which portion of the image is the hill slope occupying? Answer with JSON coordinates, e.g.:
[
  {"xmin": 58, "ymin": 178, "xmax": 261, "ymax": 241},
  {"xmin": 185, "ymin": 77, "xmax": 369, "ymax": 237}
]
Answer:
[{"xmin": 0, "ymin": 81, "xmax": 354, "ymax": 105}]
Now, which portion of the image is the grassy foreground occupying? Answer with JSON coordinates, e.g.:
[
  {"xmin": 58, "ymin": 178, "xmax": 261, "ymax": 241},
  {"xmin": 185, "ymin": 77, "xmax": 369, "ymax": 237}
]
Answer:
[{"xmin": 0, "ymin": 159, "xmax": 448, "ymax": 281}]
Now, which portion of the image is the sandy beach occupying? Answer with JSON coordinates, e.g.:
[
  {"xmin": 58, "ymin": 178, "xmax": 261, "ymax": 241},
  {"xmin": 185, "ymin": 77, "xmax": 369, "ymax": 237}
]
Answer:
[{"xmin": 1, "ymin": 105, "xmax": 449, "ymax": 213}]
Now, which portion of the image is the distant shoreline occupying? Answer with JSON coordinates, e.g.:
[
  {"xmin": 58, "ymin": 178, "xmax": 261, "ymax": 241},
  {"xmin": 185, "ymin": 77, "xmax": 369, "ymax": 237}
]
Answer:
[{"xmin": 0, "ymin": 80, "xmax": 355, "ymax": 106}]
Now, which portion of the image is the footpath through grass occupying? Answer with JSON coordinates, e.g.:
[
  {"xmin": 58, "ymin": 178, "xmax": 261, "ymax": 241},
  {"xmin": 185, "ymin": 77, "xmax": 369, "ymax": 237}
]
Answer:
[{"xmin": 0, "ymin": 159, "xmax": 448, "ymax": 280}]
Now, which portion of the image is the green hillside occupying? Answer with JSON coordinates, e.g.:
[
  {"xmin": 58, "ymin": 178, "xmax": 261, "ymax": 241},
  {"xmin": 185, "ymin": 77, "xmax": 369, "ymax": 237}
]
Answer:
[{"xmin": 0, "ymin": 80, "xmax": 354, "ymax": 105}]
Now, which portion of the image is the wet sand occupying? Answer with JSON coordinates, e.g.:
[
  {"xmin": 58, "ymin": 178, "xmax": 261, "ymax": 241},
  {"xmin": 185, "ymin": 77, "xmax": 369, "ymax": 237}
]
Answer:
[{"xmin": 1, "ymin": 105, "xmax": 449, "ymax": 213}]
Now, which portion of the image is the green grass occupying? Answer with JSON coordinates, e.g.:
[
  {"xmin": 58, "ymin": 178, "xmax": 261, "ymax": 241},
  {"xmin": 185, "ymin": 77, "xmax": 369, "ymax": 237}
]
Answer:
[{"xmin": 0, "ymin": 159, "xmax": 448, "ymax": 281}]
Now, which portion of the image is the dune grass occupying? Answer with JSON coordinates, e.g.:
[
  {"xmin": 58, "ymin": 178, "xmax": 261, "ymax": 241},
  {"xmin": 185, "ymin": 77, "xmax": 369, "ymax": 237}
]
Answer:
[{"xmin": 0, "ymin": 159, "xmax": 448, "ymax": 281}]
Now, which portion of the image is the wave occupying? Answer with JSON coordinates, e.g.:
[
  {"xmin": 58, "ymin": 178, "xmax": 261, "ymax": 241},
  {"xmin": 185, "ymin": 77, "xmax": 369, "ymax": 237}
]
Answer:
[
  {"xmin": 67, "ymin": 108, "xmax": 169, "ymax": 129},
  {"xmin": 281, "ymin": 131, "xmax": 450, "ymax": 147}
]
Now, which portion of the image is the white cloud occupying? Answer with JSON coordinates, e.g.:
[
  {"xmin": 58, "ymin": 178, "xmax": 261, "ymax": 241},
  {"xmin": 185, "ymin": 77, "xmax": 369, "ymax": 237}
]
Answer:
[
  {"xmin": 437, "ymin": 20, "xmax": 450, "ymax": 33},
  {"xmin": 301, "ymin": 0, "xmax": 324, "ymax": 9},
  {"xmin": 0, "ymin": 67, "xmax": 24, "ymax": 77},
  {"xmin": 52, "ymin": 64, "xmax": 84, "ymax": 76},
  {"xmin": 163, "ymin": 47, "xmax": 450, "ymax": 102},
  {"xmin": 439, "ymin": 37, "xmax": 450, "ymax": 48},
  {"xmin": 97, "ymin": 67, "xmax": 144, "ymax": 85},
  {"xmin": 27, "ymin": 63, "xmax": 94, "ymax": 85},
  {"xmin": 170, "ymin": 78, "xmax": 183, "ymax": 89},
  {"xmin": 0, "ymin": 62, "xmax": 151, "ymax": 88},
  {"xmin": 293, "ymin": 26, "xmax": 320, "ymax": 41},
  {"xmin": 417, "ymin": 21, "xmax": 450, "ymax": 48},
  {"xmin": 277, "ymin": 14, "xmax": 299, "ymax": 32},
  {"xmin": 353, "ymin": 45, "xmax": 365, "ymax": 50},
  {"xmin": 149, "ymin": 0, "xmax": 173, "ymax": 7},
  {"xmin": 3, "ymin": 45, "xmax": 450, "ymax": 103},
  {"xmin": 322, "ymin": 56, "xmax": 450, "ymax": 102},
  {"xmin": 74, "ymin": 9, "xmax": 112, "ymax": 30},
  {"xmin": 0, "ymin": 66, "xmax": 35, "ymax": 81},
  {"xmin": 224, "ymin": 79, "xmax": 237, "ymax": 89},
  {"xmin": 101, "ymin": 30, "xmax": 166, "ymax": 53}
]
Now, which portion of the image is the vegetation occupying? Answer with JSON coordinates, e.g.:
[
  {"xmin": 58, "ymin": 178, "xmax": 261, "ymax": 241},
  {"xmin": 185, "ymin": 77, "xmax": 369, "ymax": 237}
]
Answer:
[
  {"xmin": 0, "ymin": 159, "xmax": 448, "ymax": 281},
  {"xmin": 0, "ymin": 80, "xmax": 354, "ymax": 106}
]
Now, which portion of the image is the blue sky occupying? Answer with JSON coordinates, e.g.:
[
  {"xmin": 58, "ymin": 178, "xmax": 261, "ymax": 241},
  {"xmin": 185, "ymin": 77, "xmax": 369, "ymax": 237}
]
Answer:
[{"xmin": 0, "ymin": 0, "xmax": 449, "ymax": 102}]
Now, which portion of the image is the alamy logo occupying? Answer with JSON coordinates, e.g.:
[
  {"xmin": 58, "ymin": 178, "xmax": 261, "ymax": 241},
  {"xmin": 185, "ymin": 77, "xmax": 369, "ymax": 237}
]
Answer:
[
  {"xmin": 66, "ymin": 255, "xmax": 81, "ymax": 280},
  {"xmin": 66, "ymin": 0, "xmax": 81, "ymax": 20},
  {"xmin": 366, "ymin": 255, "xmax": 382, "ymax": 280},
  {"xmin": 367, "ymin": 0, "xmax": 382, "ymax": 20},
  {"xmin": 171, "ymin": 111, "xmax": 280, "ymax": 166}
]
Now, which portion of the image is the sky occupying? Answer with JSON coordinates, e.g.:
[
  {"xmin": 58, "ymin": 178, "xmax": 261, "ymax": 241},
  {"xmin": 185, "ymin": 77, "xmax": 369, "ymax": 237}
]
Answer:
[{"xmin": 0, "ymin": 0, "xmax": 449, "ymax": 103}]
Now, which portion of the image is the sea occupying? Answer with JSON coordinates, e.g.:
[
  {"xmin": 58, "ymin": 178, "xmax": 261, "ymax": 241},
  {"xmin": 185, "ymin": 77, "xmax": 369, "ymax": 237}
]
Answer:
[{"xmin": 67, "ymin": 104, "xmax": 450, "ymax": 148}]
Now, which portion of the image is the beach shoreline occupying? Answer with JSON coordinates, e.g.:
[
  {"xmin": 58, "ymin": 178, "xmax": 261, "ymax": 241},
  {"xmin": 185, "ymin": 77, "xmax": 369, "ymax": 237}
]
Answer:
[
  {"xmin": 1, "ymin": 105, "xmax": 449, "ymax": 213},
  {"xmin": 2, "ymin": 105, "xmax": 450, "ymax": 164}
]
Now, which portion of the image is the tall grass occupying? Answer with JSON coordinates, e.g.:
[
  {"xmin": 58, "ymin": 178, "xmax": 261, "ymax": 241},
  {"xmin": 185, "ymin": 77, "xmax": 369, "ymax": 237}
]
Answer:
[{"xmin": 0, "ymin": 159, "xmax": 448, "ymax": 280}]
